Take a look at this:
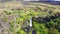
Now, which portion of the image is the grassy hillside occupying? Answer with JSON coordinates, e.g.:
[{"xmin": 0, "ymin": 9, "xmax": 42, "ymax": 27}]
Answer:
[{"xmin": 0, "ymin": 2, "xmax": 60, "ymax": 34}]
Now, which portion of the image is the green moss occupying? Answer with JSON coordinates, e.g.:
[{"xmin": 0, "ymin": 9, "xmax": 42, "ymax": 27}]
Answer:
[
  {"xmin": 9, "ymin": 21, "xmax": 15, "ymax": 32},
  {"xmin": 3, "ymin": 17, "xmax": 7, "ymax": 22},
  {"xmin": 4, "ymin": 10, "xmax": 12, "ymax": 15}
]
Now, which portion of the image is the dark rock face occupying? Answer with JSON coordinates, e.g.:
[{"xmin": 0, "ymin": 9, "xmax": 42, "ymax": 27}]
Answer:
[
  {"xmin": 32, "ymin": 30, "xmax": 36, "ymax": 34},
  {"xmin": 0, "ymin": 0, "xmax": 23, "ymax": 3},
  {"xmin": 39, "ymin": 1, "xmax": 60, "ymax": 5},
  {"xmin": 24, "ymin": 0, "xmax": 54, "ymax": 1},
  {"xmin": 39, "ymin": 0, "xmax": 54, "ymax": 1}
]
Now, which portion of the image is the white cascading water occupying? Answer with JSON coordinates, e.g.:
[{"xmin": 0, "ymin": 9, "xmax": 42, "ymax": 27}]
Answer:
[{"xmin": 30, "ymin": 18, "xmax": 32, "ymax": 27}]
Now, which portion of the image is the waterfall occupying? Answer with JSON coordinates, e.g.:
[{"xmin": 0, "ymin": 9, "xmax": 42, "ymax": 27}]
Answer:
[{"xmin": 30, "ymin": 18, "xmax": 32, "ymax": 27}]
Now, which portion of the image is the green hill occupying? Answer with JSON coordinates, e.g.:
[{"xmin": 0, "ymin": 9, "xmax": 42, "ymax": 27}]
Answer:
[{"xmin": 0, "ymin": 2, "xmax": 60, "ymax": 34}]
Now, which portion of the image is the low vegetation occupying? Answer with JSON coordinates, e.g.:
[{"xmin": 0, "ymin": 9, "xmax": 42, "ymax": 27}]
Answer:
[{"xmin": 0, "ymin": 2, "xmax": 60, "ymax": 34}]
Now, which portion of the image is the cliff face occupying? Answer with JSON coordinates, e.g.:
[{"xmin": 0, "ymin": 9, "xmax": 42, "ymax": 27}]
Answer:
[
  {"xmin": 0, "ymin": 0, "xmax": 54, "ymax": 2},
  {"xmin": 0, "ymin": 0, "xmax": 12, "ymax": 1},
  {"xmin": 0, "ymin": 0, "xmax": 22, "ymax": 1},
  {"xmin": 0, "ymin": 0, "xmax": 23, "ymax": 3},
  {"xmin": 24, "ymin": 0, "xmax": 54, "ymax": 1},
  {"xmin": 0, "ymin": 0, "xmax": 12, "ymax": 2}
]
